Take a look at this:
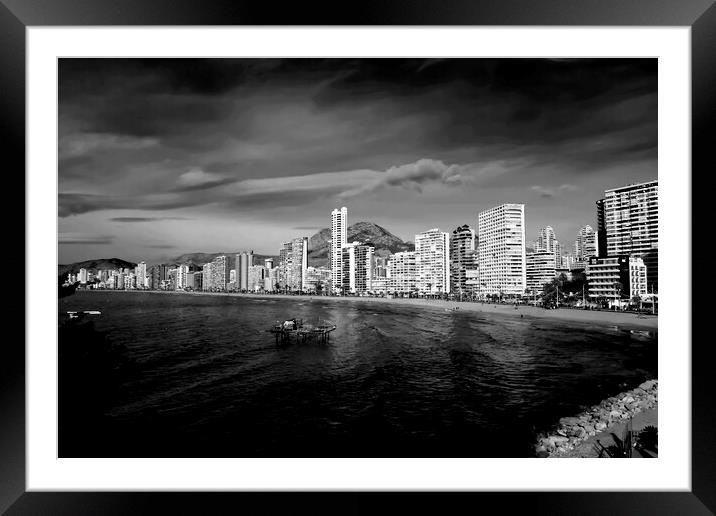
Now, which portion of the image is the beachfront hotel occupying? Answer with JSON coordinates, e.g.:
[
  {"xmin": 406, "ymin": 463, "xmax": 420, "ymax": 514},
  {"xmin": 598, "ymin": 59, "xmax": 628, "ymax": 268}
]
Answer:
[
  {"xmin": 526, "ymin": 250, "xmax": 557, "ymax": 294},
  {"xmin": 597, "ymin": 180, "xmax": 658, "ymax": 291},
  {"xmin": 205, "ymin": 255, "xmax": 230, "ymax": 292},
  {"xmin": 586, "ymin": 255, "xmax": 647, "ymax": 302},
  {"xmin": 331, "ymin": 207, "xmax": 348, "ymax": 294},
  {"xmin": 276, "ymin": 237, "xmax": 309, "ymax": 292},
  {"xmin": 340, "ymin": 242, "xmax": 375, "ymax": 294},
  {"xmin": 449, "ymin": 224, "xmax": 479, "ymax": 298},
  {"xmin": 415, "ymin": 228, "xmax": 450, "ymax": 295},
  {"xmin": 237, "ymin": 251, "xmax": 254, "ymax": 291},
  {"xmin": 388, "ymin": 251, "xmax": 417, "ymax": 294},
  {"xmin": 477, "ymin": 203, "xmax": 527, "ymax": 297}
]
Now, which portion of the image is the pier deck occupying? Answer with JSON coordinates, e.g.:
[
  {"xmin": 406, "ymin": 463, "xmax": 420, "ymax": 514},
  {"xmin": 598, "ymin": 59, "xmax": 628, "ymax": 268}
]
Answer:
[{"xmin": 269, "ymin": 318, "xmax": 336, "ymax": 344}]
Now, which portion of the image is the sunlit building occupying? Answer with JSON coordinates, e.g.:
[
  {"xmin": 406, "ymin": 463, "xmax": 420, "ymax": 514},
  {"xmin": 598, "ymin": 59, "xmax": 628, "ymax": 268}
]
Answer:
[
  {"xmin": 478, "ymin": 203, "xmax": 526, "ymax": 296},
  {"xmin": 388, "ymin": 251, "xmax": 417, "ymax": 295},
  {"xmin": 415, "ymin": 228, "xmax": 450, "ymax": 295},
  {"xmin": 341, "ymin": 241, "xmax": 374, "ymax": 295}
]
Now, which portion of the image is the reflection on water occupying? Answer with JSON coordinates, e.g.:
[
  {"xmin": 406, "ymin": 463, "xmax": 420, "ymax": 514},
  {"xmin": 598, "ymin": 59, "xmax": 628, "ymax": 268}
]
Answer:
[{"xmin": 59, "ymin": 292, "xmax": 657, "ymax": 458}]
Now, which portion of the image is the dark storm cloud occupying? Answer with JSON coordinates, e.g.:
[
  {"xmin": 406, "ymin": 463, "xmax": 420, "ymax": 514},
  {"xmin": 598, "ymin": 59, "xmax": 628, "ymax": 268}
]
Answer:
[
  {"xmin": 59, "ymin": 234, "xmax": 114, "ymax": 245},
  {"xmin": 110, "ymin": 217, "xmax": 190, "ymax": 222},
  {"xmin": 59, "ymin": 193, "xmax": 206, "ymax": 217}
]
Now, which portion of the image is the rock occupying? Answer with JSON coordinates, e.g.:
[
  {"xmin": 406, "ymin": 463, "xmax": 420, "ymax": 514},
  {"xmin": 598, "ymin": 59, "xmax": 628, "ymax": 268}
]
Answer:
[
  {"xmin": 583, "ymin": 424, "xmax": 595, "ymax": 434},
  {"xmin": 559, "ymin": 416, "xmax": 581, "ymax": 427},
  {"xmin": 549, "ymin": 435, "xmax": 569, "ymax": 445},
  {"xmin": 623, "ymin": 396, "xmax": 635, "ymax": 404},
  {"xmin": 639, "ymin": 380, "xmax": 657, "ymax": 391},
  {"xmin": 595, "ymin": 421, "xmax": 607, "ymax": 431},
  {"xmin": 609, "ymin": 410, "xmax": 622, "ymax": 419},
  {"xmin": 557, "ymin": 427, "xmax": 567, "ymax": 436},
  {"xmin": 540, "ymin": 438, "xmax": 556, "ymax": 450},
  {"xmin": 536, "ymin": 449, "xmax": 550, "ymax": 458}
]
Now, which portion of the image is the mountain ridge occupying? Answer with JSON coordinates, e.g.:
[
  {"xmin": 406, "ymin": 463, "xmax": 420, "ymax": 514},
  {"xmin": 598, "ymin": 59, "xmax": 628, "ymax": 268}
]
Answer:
[{"xmin": 58, "ymin": 222, "xmax": 413, "ymax": 274}]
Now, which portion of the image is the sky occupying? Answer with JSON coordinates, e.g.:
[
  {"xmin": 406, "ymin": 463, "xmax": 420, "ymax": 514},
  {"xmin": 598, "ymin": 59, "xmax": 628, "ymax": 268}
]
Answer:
[{"xmin": 58, "ymin": 58, "xmax": 657, "ymax": 263}]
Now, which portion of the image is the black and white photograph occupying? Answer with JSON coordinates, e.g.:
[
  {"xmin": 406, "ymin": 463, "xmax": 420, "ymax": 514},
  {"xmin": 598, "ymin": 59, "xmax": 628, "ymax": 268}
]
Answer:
[{"xmin": 57, "ymin": 57, "xmax": 659, "ymax": 459}]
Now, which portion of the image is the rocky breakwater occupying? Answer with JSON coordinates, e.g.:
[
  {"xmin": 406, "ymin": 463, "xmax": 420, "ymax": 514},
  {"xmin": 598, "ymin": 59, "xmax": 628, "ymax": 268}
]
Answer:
[{"xmin": 535, "ymin": 379, "xmax": 658, "ymax": 457}]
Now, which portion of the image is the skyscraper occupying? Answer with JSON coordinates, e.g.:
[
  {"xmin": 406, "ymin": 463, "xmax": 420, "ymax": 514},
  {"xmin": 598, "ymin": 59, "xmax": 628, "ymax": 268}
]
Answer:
[
  {"xmin": 449, "ymin": 224, "xmax": 478, "ymax": 297},
  {"xmin": 202, "ymin": 262, "xmax": 213, "ymax": 291},
  {"xmin": 176, "ymin": 264, "xmax": 190, "ymax": 290},
  {"xmin": 210, "ymin": 255, "xmax": 230, "ymax": 291},
  {"xmin": 574, "ymin": 225, "xmax": 598, "ymax": 265},
  {"xmin": 415, "ymin": 228, "xmax": 450, "ymax": 295},
  {"xmin": 537, "ymin": 226, "xmax": 557, "ymax": 253},
  {"xmin": 289, "ymin": 237, "xmax": 308, "ymax": 291},
  {"xmin": 278, "ymin": 238, "xmax": 308, "ymax": 292},
  {"xmin": 331, "ymin": 207, "xmax": 348, "ymax": 293},
  {"xmin": 135, "ymin": 261, "xmax": 147, "ymax": 289},
  {"xmin": 478, "ymin": 203, "xmax": 526, "ymax": 297},
  {"xmin": 238, "ymin": 251, "xmax": 253, "ymax": 291},
  {"xmin": 598, "ymin": 180, "xmax": 658, "ymax": 291},
  {"xmin": 340, "ymin": 241, "xmax": 374, "ymax": 294}
]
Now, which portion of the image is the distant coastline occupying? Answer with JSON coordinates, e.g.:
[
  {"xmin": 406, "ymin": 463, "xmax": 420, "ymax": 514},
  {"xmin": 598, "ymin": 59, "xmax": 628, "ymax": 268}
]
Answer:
[{"xmin": 80, "ymin": 289, "xmax": 658, "ymax": 330}]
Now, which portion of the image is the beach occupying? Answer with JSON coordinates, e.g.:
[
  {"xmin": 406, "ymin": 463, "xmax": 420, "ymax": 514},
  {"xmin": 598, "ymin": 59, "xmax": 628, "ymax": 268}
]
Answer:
[{"xmin": 88, "ymin": 289, "xmax": 658, "ymax": 330}]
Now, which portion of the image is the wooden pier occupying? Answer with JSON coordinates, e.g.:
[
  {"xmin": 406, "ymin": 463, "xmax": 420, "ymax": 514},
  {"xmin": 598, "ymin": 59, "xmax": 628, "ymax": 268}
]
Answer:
[{"xmin": 269, "ymin": 318, "xmax": 337, "ymax": 345}]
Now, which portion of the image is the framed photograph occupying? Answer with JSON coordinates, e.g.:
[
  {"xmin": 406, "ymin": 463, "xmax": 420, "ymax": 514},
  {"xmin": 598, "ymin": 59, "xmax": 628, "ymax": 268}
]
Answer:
[{"xmin": 5, "ymin": 0, "xmax": 714, "ymax": 513}]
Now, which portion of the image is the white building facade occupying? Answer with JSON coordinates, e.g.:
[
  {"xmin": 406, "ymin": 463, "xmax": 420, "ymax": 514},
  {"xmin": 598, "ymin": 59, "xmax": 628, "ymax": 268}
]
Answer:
[
  {"xmin": 330, "ymin": 207, "xmax": 348, "ymax": 294},
  {"xmin": 477, "ymin": 203, "xmax": 526, "ymax": 297},
  {"xmin": 415, "ymin": 228, "xmax": 450, "ymax": 295}
]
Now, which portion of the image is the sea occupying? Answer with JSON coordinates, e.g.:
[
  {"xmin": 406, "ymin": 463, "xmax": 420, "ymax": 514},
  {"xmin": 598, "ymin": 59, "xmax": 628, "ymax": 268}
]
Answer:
[{"xmin": 58, "ymin": 291, "xmax": 657, "ymax": 458}]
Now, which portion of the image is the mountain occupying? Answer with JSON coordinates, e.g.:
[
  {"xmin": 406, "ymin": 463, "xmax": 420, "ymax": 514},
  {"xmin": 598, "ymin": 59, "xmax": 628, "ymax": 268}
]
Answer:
[
  {"xmin": 307, "ymin": 221, "xmax": 414, "ymax": 268},
  {"xmin": 58, "ymin": 258, "xmax": 137, "ymax": 277},
  {"xmin": 57, "ymin": 224, "xmax": 408, "ymax": 274}
]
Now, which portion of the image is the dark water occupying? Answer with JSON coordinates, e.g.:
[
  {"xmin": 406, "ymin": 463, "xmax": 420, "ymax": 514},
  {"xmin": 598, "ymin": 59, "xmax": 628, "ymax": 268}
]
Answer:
[{"xmin": 58, "ymin": 291, "xmax": 657, "ymax": 457}]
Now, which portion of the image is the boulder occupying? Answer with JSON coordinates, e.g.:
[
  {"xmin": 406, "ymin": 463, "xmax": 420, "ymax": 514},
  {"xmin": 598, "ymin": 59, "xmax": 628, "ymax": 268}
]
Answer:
[
  {"xmin": 549, "ymin": 435, "xmax": 569, "ymax": 445},
  {"xmin": 639, "ymin": 380, "xmax": 657, "ymax": 391},
  {"xmin": 595, "ymin": 421, "xmax": 607, "ymax": 431},
  {"xmin": 559, "ymin": 416, "xmax": 581, "ymax": 427},
  {"xmin": 609, "ymin": 410, "xmax": 622, "ymax": 419},
  {"xmin": 539, "ymin": 438, "xmax": 556, "ymax": 450}
]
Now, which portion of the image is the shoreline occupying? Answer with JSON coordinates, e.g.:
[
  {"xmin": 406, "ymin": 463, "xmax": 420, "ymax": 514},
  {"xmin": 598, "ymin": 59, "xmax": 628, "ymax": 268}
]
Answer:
[
  {"xmin": 78, "ymin": 289, "xmax": 658, "ymax": 330},
  {"xmin": 536, "ymin": 380, "xmax": 658, "ymax": 458}
]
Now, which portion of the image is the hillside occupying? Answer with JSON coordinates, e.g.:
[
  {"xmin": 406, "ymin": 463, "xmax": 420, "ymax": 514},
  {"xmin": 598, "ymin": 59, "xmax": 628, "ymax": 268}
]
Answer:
[
  {"xmin": 57, "ymin": 224, "xmax": 408, "ymax": 273},
  {"xmin": 307, "ymin": 221, "xmax": 414, "ymax": 268},
  {"xmin": 58, "ymin": 258, "xmax": 137, "ymax": 277}
]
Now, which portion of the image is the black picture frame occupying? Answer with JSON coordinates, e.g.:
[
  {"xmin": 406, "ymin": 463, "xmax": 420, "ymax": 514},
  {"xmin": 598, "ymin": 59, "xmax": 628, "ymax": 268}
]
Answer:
[{"xmin": 3, "ymin": 0, "xmax": 714, "ymax": 513}]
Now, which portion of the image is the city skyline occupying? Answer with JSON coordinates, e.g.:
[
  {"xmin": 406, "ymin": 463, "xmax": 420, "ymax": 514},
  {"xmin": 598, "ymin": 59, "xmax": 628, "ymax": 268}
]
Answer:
[{"xmin": 59, "ymin": 58, "xmax": 657, "ymax": 263}]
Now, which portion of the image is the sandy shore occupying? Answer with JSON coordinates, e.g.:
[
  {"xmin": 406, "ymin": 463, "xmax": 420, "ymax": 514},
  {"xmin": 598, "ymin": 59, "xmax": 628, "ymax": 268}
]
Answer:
[{"xmin": 87, "ymin": 289, "xmax": 658, "ymax": 330}]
